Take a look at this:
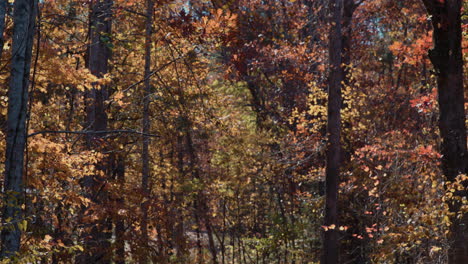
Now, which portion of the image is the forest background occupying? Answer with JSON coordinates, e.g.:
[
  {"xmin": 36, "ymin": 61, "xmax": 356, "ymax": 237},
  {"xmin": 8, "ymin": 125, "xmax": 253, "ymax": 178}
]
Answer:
[{"xmin": 0, "ymin": 0, "xmax": 466, "ymax": 263}]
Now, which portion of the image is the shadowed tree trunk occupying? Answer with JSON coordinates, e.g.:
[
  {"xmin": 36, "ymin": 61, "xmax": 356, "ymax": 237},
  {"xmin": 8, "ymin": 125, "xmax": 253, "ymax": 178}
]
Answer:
[
  {"xmin": 84, "ymin": 0, "xmax": 112, "ymax": 139},
  {"xmin": 141, "ymin": 0, "xmax": 154, "ymax": 259},
  {"xmin": 0, "ymin": 0, "xmax": 38, "ymax": 259},
  {"xmin": 114, "ymin": 154, "xmax": 126, "ymax": 264},
  {"xmin": 341, "ymin": 0, "xmax": 358, "ymax": 164},
  {"xmin": 0, "ymin": 0, "xmax": 8, "ymax": 61},
  {"xmin": 422, "ymin": 0, "xmax": 467, "ymax": 263},
  {"xmin": 78, "ymin": 0, "xmax": 113, "ymax": 263},
  {"xmin": 322, "ymin": 0, "xmax": 343, "ymax": 263}
]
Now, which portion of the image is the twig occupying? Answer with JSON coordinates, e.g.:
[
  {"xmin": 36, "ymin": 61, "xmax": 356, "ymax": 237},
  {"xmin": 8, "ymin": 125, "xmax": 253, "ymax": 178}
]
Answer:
[{"xmin": 122, "ymin": 55, "xmax": 185, "ymax": 93}]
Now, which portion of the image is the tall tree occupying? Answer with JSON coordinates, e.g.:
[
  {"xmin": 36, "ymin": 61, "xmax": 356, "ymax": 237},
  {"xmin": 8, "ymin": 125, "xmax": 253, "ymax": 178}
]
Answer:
[
  {"xmin": 85, "ymin": 0, "xmax": 112, "ymax": 136},
  {"xmin": 114, "ymin": 155, "xmax": 126, "ymax": 264},
  {"xmin": 422, "ymin": 0, "xmax": 468, "ymax": 262},
  {"xmin": 0, "ymin": 0, "xmax": 8, "ymax": 61},
  {"xmin": 141, "ymin": 0, "xmax": 154, "ymax": 258},
  {"xmin": 0, "ymin": 0, "xmax": 38, "ymax": 259},
  {"xmin": 78, "ymin": 0, "xmax": 113, "ymax": 263},
  {"xmin": 323, "ymin": 0, "xmax": 343, "ymax": 263}
]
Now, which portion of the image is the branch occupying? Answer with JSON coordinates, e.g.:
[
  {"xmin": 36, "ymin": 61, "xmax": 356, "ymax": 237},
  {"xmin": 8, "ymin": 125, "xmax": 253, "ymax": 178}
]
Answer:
[
  {"xmin": 122, "ymin": 55, "xmax": 185, "ymax": 93},
  {"xmin": 28, "ymin": 130, "xmax": 159, "ymax": 138},
  {"xmin": 121, "ymin": 7, "xmax": 147, "ymax": 17}
]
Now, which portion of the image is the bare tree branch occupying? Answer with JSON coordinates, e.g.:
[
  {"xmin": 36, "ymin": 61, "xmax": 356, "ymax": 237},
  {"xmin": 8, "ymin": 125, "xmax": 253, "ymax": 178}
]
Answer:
[{"xmin": 28, "ymin": 129, "xmax": 159, "ymax": 138}]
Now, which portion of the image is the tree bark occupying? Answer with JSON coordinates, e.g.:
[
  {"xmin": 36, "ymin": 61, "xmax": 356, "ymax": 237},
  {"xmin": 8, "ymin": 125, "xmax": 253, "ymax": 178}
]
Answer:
[
  {"xmin": 0, "ymin": 0, "xmax": 37, "ymax": 259},
  {"xmin": 322, "ymin": 0, "xmax": 343, "ymax": 263},
  {"xmin": 341, "ymin": 0, "xmax": 357, "ymax": 164},
  {"xmin": 141, "ymin": 0, "xmax": 154, "ymax": 258},
  {"xmin": 421, "ymin": 1, "xmax": 468, "ymax": 263},
  {"xmin": 85, "ymin": 0, "xmax": 112, "ymax": 136},
  {"xmin": 114, "ymin": 155, "xmax": 126, "ymax": 264},
  {"xmin": 0, "ymin": 0, "xmax": 8, "ymax": 61},
  {"xmin": 78, "ymin": 0, "xmax": 113, "ymax": 263}
]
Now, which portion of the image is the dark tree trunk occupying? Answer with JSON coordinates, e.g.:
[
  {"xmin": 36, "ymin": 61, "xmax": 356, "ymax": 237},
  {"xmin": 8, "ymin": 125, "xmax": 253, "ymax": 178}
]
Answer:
[
  {"xmin": 322, "ymin": 0, "xmax": 343, "ymax": 263},
  {"xmin": 422, "ymin": 0, "xmax": 467, "ymax": 263},
  {"xmin": 341, "ymin": 0, "xmax": 355, "ymax": 73},
  {"xmin": 114, "ymin": 155, "xmax": 126, "ymax": 264},
  {"xmin": 0, "ymin": 0, "xmax": 37, "ymax": 259},
  {"xmin": 78, "ymin": 0, "xmax": 113, "ymax": 263},
  {"xmin": 85, "ymin": 0, "xmax": 112, "ymax": 136},
  {"xmin": 341, "ymin": 0, "xmax": 357, "ymax": 164},
  {"xmin": 141, "ymin": 0, "xmax": 154, "ymax": 258},
  {"xmin": 0, "ymin": 0, "xmax": 8, "ymax": 61}
]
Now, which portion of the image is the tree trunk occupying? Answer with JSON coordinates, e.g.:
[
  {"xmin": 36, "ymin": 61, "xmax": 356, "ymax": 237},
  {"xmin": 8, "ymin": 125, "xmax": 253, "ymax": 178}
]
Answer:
[
  {"xmin": 322, "ymin": 0, "xmax": 343, "ymax": 263},
  {"xmin": 78, "ymin": 0, "xmax": 113, "ymax": 263},
  {"xmin": 85, "ymin": 0, "xmax": 112, "ymax": 136},
  {"xmin": 114, "ymin": 155, "xmax": 126, "ymax": 264},
  {"xmin": 141, "ymin": 0, "xmax": 154, "ymax": 258},
  {"xmin": 341, "ymin": 0, "xmax": 357, "ymax": 164},
  {"xmin": 0, "ymin": 0, "xmax": 8, "ymax": 61},
  {"xmin": 422, "ymin": 1, "xmax": 468, "ymax": 263},
  {"xmin": 0, "ymin": 0, "xmax": 37, "ymax": 259}
]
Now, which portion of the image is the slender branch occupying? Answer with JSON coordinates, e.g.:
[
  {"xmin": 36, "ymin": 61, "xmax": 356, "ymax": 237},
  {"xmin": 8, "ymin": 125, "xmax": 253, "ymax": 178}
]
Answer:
[
  {"xmin": 28, "ymin": 129, "xmax": 159, "ymax": 138},
  {"xmin": 121, "ymin": 6, "xmax": 147, "ymax": 17},
  {"xmin": 122, "ymin": 55, "xmax": 185, "ymax": 93}
]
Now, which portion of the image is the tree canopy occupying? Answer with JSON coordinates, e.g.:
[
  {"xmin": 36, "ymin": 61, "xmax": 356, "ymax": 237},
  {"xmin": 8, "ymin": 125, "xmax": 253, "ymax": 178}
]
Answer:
[{"xmin": 0, "ymin": 0, "xmax": 466, "ymax": 263}]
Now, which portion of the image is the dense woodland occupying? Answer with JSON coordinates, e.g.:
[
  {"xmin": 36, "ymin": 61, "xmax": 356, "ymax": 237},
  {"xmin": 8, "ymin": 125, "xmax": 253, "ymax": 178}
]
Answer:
[{"xmin": 0, "ymin": 0, "xmax": 466, "ymax": 263}]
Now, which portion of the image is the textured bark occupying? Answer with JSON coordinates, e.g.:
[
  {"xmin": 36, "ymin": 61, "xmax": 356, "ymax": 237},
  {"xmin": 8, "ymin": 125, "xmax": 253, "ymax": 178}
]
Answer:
[
  {"xmin": 340, "ymin": 0, "xmax": 357, "ymax": 165},
  {"xmin": 0, "ymin": 0, "xmax": 8, "ymax": 61},
  {"xmin": 0, "ymin": 0, "xmax": 37, "ymax": 259},
  {"xmin": 322, "ymin": 0, "xmax": 343, "ymax": 263},
  {"xmin": 114, "ymin": 155, "xmax": 126, "ymax": 264},
  {"xmin": 141, "ymin": 0, "xmax": 154, "ymax": 258},
  {"xmin": 85, "ymin": 0, "xmax": 112, "ymax": 135},
  {"xmin": 341, "ymin": 0, "xmax": 355, "ymax": 72},
  {"xmin": 78, "ymin": 0, "xmax": 113, "ymax": 263},
  {"xmin": 422, "ymin": 1, "xmax": 467, "ymax": 263}
]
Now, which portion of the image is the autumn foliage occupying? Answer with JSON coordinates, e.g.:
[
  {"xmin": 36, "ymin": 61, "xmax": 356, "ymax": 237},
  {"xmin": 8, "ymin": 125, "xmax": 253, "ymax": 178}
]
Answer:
[{"xmin": 0, "ymin": 0, "xmax": 466, "ymax": 263}]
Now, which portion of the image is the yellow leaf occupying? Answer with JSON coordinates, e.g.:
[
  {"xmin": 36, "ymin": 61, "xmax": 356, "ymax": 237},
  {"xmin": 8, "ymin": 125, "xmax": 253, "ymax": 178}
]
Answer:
[
  {"xmin": 18, "ymin": 220, "xmax": 27, "ymax": 232},
  {"xmin": 75, "ymin": 245, "xmax": 84, "ymax": 252},
  {"xmin": 430, "ymin": 246, "xmax": 442, "ymax": 253},
  {"xmin": 44, "ymin": 235, "xmax": 52, "ymax": 243}
]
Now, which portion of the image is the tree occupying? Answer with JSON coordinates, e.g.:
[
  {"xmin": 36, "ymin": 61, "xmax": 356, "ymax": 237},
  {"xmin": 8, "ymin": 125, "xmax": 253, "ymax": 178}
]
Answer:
[
  {"xmin": 78, "ymin": 0, "xmax": 113, "ymax": 262},
  {"xmin": 141, "ymin": 0, "xmax": 154, "ymax": 258},
  {"xmin": 0, "ymin": 0, "xmax": 8, "ymax": 60},
  {"xmin": 1, "ymin": 0, "xmax": 38, "ymax": 259},
  {"xmin": 422, "ymin": 0, "xmax": 468, "ymax": 262},
  {"xmin": 323, "ymin": 0, "xmax": 344, "ymax": 263},
  {"xmin": 0, "ymin": 0, "xmax": 464, "ymax": 262}
]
